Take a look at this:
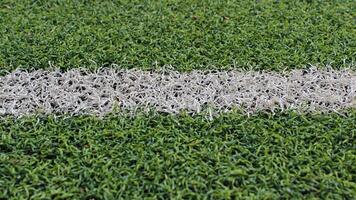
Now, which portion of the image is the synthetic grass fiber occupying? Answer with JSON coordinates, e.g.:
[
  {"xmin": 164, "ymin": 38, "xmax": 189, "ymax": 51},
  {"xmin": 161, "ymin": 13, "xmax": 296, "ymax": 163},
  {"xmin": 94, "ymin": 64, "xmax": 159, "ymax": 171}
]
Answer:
[
  {"xmin": 1, "ymin": 67, "xmax": 356, "ymax": 117},
  {"xmin": 1, "ymin": 111, "xmax": 355, "ymax": 199},
  {"xmin": 1, "ymin": 0, "xmax": 356, "ymax": 199},
  {"xmin": 0, "ymin": 0, "xmax": 355, "ymax": 73}
]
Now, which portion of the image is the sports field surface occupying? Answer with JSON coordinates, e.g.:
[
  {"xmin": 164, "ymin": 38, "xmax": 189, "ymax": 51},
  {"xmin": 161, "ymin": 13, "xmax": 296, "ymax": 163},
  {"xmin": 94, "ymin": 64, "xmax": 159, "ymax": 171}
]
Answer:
[
  {"xmin": 0, "ymin": 0, "xmax": 355, "ymax": 199},
  {"xmin": 0, "ymin": 0, "xmax": 354, "ymax": 73}
]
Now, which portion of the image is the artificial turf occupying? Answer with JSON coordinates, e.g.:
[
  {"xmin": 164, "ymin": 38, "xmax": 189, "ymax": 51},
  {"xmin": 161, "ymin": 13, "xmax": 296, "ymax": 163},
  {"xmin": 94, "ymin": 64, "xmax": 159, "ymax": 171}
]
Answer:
[
  {"xmin": 0, "ymin": 0, "xmax": 355, "ymax": 74},
  {"xmin": 1, "ymin": 0, "xmax": 355, "ymax": 199},
  {"xmin": 1, "ymin": 111, "xmax": 355, "ymax": 199}
]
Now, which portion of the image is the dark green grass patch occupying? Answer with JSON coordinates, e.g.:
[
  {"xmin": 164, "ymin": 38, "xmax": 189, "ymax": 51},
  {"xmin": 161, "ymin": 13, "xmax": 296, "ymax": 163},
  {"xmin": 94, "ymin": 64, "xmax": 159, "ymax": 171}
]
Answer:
[
  {"xmin": 1, "ymin": 111, "xmax": 355, "ymax": 199},
  {"xmin": 0, "ymin": 0, "xmax": 355, "ymax": 73}
]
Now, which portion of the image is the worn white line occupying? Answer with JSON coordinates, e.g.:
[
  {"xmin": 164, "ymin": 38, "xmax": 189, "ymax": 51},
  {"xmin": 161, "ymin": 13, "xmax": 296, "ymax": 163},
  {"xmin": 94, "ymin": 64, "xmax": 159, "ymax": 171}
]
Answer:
[{"xmin": 0, "ymin": 67, "xmax": 355, "ymax": 117}]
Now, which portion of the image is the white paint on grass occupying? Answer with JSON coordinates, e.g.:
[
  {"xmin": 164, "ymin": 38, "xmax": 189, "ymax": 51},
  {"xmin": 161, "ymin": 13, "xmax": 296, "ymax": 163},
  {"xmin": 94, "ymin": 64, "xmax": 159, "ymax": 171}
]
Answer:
[{"xmin": 0, "ymin": 67, "xmax": 355, "ymax": 117}]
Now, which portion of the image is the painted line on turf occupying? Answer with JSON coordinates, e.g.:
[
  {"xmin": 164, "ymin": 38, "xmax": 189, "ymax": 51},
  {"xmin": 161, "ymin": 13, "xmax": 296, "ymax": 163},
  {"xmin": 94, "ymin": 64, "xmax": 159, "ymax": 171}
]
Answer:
[{"xmin": 0, "ymin": 67, "xmax": 355, "ymax": 117}]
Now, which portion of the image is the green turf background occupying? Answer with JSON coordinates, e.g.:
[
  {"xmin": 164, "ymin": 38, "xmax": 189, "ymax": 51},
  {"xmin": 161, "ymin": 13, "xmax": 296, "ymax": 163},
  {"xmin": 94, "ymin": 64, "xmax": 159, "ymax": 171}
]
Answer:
[
  {"xmin": 0, "ymin": 0, "xmax": 355, "ymax": 73},
  {"xmin": 1, "ymin": 111, "xmax": 355, "ymax": 199},
  {"xmin": 1, "ymin": 1, "xmax": 355, "ymax": 199}
]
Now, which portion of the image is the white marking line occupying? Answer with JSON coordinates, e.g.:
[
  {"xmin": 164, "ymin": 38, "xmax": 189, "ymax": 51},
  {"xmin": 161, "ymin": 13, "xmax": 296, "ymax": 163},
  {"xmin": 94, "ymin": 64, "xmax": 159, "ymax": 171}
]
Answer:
[{"xmin": 0, "ymin": 68, "xmax": 355, "ymax": 117}]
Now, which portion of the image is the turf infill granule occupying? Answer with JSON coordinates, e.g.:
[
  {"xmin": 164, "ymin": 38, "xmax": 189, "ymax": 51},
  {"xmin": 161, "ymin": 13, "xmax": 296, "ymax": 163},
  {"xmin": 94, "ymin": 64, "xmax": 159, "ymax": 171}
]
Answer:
[{"xmin": 0, "ymin": 67, "xmax": 355, "ymax": 117}]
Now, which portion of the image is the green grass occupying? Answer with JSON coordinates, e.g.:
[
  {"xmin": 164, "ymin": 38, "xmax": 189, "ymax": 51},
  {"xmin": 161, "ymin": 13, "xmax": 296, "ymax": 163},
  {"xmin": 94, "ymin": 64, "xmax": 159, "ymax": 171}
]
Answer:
[
  {"xmin": 1, "ymin": 111, "xmax": 355, "ymax": 199},
  {"xmin": 0, "ymin": 0, "xmax": 355, "ymax": 73},
  {"xmin": 1, "ymin": 1, "xmax": 355, "ymax": 199}
]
